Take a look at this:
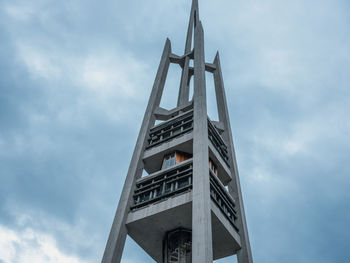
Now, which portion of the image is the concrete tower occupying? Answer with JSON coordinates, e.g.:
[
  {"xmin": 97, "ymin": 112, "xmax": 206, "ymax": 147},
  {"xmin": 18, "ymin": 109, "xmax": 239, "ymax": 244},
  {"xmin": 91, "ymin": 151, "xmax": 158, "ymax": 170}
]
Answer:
[{"xmin": 102, "ymin": 1, "xmax": 253, "ymax": 262}]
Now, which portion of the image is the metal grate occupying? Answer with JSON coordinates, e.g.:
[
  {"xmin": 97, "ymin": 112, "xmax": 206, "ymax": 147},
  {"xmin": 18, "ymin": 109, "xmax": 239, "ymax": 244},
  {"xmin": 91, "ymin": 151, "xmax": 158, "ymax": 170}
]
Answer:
[
  {"xmin": 210, "ymin": 170, "xmax": 239, "ymax": 231},
  {"xmin": 131, "ymin": 161, "xmax": 193, "ymax": 210},
  {"xmin": 147, "ymin": 110, "xmax": 194, "ymax": 149},
  {"xmin": 131, "ymin": 160, "xmax": 239, "ymax": 232},
  {"xmin": 207, "ymin": 119, "xmax": 230, "ymax": 167}
]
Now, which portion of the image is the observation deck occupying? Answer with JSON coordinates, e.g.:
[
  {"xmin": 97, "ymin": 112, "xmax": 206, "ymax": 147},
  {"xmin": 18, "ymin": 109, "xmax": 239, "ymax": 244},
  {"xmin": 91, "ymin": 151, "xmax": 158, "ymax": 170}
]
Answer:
[
  {"xmin": 127, "ymin": 160, "xmax": 241, "ymax": 261},
  {"xmin": 126, "ymin": 110, "xmax": 242, "ymax": 261},
  {"xmin": 143, "ymin": 109, "xmax": 232, "ymax": 184}
]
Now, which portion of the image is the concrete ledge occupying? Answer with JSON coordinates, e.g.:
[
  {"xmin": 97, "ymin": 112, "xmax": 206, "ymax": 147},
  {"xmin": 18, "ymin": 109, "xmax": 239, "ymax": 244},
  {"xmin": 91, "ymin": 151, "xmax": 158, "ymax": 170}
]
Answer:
[
  {"xmin": 143, "ymin": 132, "xmax": 193, "ymax": 174},
  {"xmin": 126, "ymin": 189, "xmax": 241, "ymax": 262},
  {"xmin": 209, "ymin": 141, "xmax": 232, "ymax": 185},
  {"xmin": 211, "ymin": 200, "xmax": 241, "ymax": 260},
  {"xmin": 126, "ymin": 192, "xmax": 193, "ymax": 262}
]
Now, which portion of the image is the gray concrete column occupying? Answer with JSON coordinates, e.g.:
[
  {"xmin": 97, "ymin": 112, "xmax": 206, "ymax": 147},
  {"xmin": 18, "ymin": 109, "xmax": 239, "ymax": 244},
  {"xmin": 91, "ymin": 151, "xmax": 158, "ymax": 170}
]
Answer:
[
  {"xmin": 192, "ymin": 20, "xmax": 213, "ymax": 263},
  {"xmin": 213, "ymin": 52, "xmax": 253, "ymax": 263},
  {"xmin": 177, "ymin": 56, "xmax": 190, "ymax": 106},
  {"xmin": 177, "ymin": 0, "xmax": 199, "ymax": 107},
  {"xmin": 101, "ymin": 39, "xmax": 172, "ymax": 263}
]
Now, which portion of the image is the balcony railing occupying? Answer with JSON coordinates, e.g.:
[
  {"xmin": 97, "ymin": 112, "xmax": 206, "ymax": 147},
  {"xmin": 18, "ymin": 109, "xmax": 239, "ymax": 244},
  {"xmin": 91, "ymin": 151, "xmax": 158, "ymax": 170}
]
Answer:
[
  {"xmin": 146, "ymin": 112, "xmax": 229, "ymax": 170},
  {"xmin": 131, "ymin": 160, "xmax": 238, "ymax": 231},
  {"xmin": 208, "ymin": 119, "xmax": 230, "ymax": 167},
  {"xmin": 131, "ymin": 160, "xmax": 193, "ymax": 211},
  {"xmin": 210, "ymin": 170, "xmax": 238, "ymax": 231},
  {"xmin": 147, "ymin": 110, "xmax": 194, "ymax": 149}
]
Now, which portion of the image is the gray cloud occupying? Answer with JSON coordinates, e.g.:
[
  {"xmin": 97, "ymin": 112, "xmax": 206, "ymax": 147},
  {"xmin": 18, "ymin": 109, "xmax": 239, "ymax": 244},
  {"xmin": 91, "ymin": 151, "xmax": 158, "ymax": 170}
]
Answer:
[{"xmin": 0, "ymin": 0, "xmax": 349, "ymax": 262}]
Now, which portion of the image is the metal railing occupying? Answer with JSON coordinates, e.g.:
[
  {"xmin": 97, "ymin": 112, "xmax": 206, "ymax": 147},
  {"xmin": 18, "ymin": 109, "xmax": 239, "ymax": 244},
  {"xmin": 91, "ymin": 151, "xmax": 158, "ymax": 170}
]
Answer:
[
  {"xmin": 146, "ymin": 112, "xmax": 229, "ymax": 171},
  {"xmin": 207, "ymin": 119, "xmax": 230, "ymax": 167},
  {"xmin": 210, "ymin": 170, "xmax": 238, "ymax": 231},
  {"xmin": 131, "ymin": 160, "xmax": 193, "ymax": 210},
  {"xmin": 131, "ymin": 160, "xmax": 238, "ymax": 231},
  {"xmin": 147, "ymin": 110, "xmax": 194, "ymax": 149}
]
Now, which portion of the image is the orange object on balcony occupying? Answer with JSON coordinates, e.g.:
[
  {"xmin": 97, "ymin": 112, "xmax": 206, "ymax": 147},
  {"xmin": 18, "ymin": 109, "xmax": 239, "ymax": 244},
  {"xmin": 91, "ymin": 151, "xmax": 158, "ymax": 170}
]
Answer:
[
  {"xmin": 161, "ymin": 151, "xmax": 192, "ymax": 170},
  {"xmin": 209, "ymin": 158, "xmax": 218, "ymax": 176}
]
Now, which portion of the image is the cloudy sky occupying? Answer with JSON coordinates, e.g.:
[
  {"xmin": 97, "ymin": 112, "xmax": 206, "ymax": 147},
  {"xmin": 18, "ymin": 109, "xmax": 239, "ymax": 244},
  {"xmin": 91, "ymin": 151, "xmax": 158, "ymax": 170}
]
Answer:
[{"xmin": 1, "ymin": 0, "xmax": 349, "ymax": 262}]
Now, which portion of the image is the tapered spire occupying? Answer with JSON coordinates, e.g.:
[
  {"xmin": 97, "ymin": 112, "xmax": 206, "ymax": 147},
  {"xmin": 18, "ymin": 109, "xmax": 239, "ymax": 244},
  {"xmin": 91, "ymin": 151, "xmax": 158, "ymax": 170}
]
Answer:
[
  {"xmin": 177, "ymin": 0, "xmax": 201, "ymax": 106},
  {"xmin": 102, "ymin": 1, "xmax": 253, "ymax": 262}
]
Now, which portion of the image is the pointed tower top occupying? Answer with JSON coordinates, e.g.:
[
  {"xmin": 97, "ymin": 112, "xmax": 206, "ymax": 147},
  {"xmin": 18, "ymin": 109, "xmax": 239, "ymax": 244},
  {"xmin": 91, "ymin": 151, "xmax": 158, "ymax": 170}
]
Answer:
[{"xmin": 184, "ymin": 0, "xmax": 200, "ymax": 53}]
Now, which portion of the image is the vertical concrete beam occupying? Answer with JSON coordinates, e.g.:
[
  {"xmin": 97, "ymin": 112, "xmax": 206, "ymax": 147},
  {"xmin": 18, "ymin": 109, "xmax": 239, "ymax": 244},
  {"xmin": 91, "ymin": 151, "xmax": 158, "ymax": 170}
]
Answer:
[
  {"xmin": 185, "ymin": 0, "xmax": 199, "ymax": 53},
  {"xmin": 101, "ymin": 39, "xmax": 172, "ymax": 263},
  {"xmin": 177, "ymin": 0, "xmax": 200, "ymax": 107},
  {"xmin": 213, "ymin": 52, "xmax": 253, "ymax": 263},
  {"xmin": 192, "ymin": 21, "xmax": 213, "ymax": 263},
  {"xmin": 177, "ymin": 56, "xmax": 191, "ymax": 106}
]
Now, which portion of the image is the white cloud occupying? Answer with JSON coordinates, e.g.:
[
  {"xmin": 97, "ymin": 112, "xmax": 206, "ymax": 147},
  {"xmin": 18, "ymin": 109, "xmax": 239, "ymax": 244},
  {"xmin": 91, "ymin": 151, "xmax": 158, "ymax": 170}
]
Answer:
[
  {"xmin": 2, "ymin": 0, "xmax": 53, "ymax": 24},
  {"xmin": 13, "ymin": 41, "xmax": 150, "ymax": 124},
  {"xmin": 3, "ymin": 4, "xmax": 35, "ymax": 21},
  {"xmin": 247, "ymin": 166, "xmax": 298, "ymax": 199},
  {"xmin": 258, "ymin": 49, "xmax": 298, "ymax": 92},
  {"xmin": 16, "ymin": 45, "xmax": 61, "ymax": 80},
  {"xmin": 1, "ymin": 1, "xmax": 349, "ymax": 263},
  {"xmin": 79, "ymin": 52, "xmax": 148, "ymax": 99},
  {"xmin": 0, "ymin": 225, "xmax": 86, "ymax": 263},
  {"xmin": 1, "ymin": 207, "xmax": 103, "ymax": 263},
  {"xmin": 121, "ymin": 259, "xmax": 140, "ymax": 263}
]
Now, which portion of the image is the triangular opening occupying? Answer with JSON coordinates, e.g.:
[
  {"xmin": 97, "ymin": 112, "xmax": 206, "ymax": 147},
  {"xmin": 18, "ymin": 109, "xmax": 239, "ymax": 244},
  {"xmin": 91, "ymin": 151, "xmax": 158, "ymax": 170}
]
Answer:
[
  {"xmin": 189, "ymin": 74, "xmax": 194, "ymax": 101},
  {"xmin": 121, "ymin": 236, "xmax": 155, "ymax": 262},
  {"xmin": 206, "ymin": 72, "xmax": 219, "ymax": 121},
  {"xmin": 214, "ymin": 255, "xmax": 238, "ymax": 263},
  {"xmin": 159, "ymin": 63, "xmax": 182, "ymax": 111},
  {"xmin": 190, "ymin": 29, "xmax": 194, "ymax": 52}
]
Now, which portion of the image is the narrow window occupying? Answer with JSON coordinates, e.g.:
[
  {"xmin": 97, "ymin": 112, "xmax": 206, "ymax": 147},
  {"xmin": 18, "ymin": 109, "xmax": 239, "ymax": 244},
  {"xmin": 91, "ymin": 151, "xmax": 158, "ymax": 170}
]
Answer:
[
  {"xmin": 163, "ymin": 152, "xmax": 176, "ymax": 169},
  {"xmin": 162, "ymin": 151, "xmax": 193, "ymax": 170}
]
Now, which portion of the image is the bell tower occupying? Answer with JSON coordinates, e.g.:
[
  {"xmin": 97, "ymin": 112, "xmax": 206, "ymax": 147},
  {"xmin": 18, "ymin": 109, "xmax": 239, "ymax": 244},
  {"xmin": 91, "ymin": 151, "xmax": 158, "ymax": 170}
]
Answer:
[{"xmin": 101, "ymin": 1, "xmax": 253, "ymax": 262}]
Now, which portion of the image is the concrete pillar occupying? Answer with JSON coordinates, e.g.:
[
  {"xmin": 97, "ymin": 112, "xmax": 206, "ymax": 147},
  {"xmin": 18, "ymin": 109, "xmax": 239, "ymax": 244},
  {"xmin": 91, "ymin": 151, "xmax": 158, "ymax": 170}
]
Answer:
[
  {"xmin": 101, "ymin": 39, "xmax": 172, "ymax": 263},
  {"xmin": 177, "ymin": 56, "xmax": 190, "ymax": 106},
  {"xmin": 177, "ymin": 0, "xmax": 199, "ymax": 107},
  {"xmin": 192, "ymin": 20, "xmax": 213, "ymax": 263},
  {"xmin": 213, "ymin": 53, "xmax": 253, "ymax": 263}
]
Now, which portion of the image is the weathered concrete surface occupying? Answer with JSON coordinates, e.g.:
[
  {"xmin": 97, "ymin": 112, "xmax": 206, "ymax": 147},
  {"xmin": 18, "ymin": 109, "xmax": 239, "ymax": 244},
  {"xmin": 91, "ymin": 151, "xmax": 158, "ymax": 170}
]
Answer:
[
  {"xmin": 102, "ymin": 0, "xmax": 254, "ymax": 262},
  {"xmin": 177, "ymin": 0, "xmax": 198, "ymax": 107},
  {"xmin": 211, "ymin": 202, "xmax": 241, "ymax": 260},
  {"xmin": 213, "ymin": 53, "xmax": 254, "ymax": 263},
  {"xmin": 126, "ymin": 193, "xmax": 242, "ymax": 263},
  {"xmin": 126, "ymin": 192, "xmax": 193, "ymax": 262},
  {"xmin": 143, "ymin": 132, "xmax": 193, "ymax": 174},
  {"xmin": 192, "ymin": 19, "xmax": 213, "ymax": 263}
]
